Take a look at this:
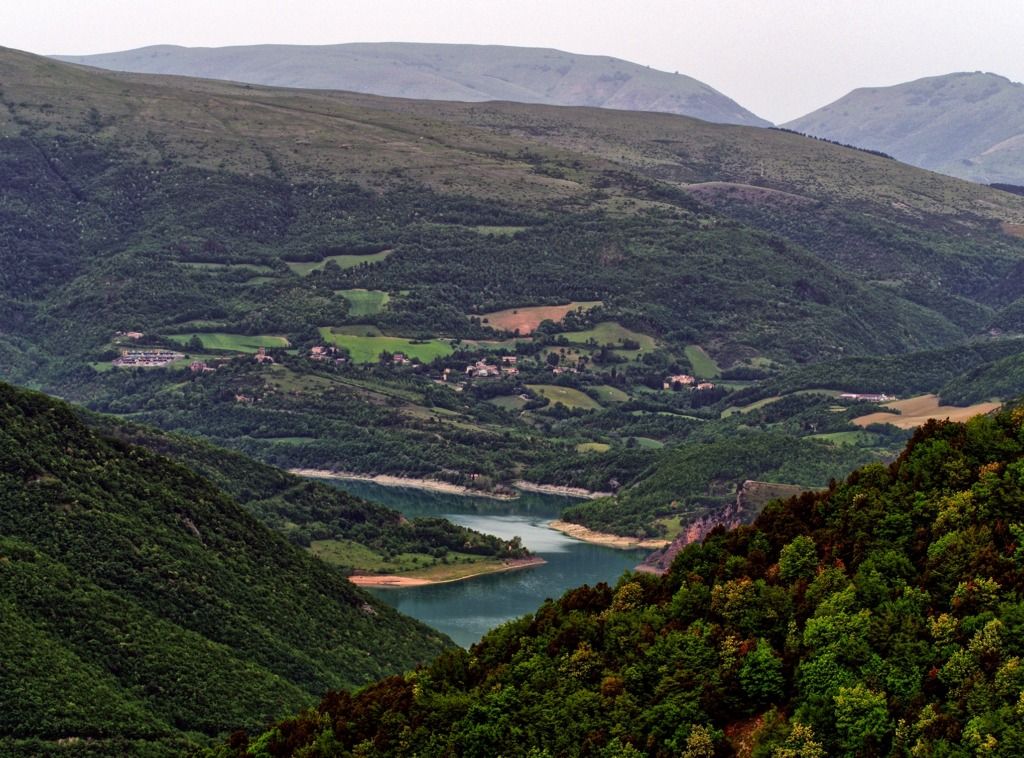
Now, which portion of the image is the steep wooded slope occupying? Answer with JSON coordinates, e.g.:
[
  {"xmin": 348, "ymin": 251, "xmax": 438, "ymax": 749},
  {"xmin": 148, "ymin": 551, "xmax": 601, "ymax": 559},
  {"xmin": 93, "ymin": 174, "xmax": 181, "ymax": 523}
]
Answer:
[
  {"xmin": 214, "ymin": 407, "xmax": 1024, "ymax": 757},
  {"xmin": 0, "ymin": 382, "xmax": 451, "ymax": 755}
]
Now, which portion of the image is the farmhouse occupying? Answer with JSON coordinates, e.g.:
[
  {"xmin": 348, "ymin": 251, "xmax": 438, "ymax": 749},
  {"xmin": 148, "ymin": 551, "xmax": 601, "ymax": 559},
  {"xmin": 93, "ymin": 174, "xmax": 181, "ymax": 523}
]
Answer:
[
  {"xmin": 466, "ymin": 360, "xmax": 500, "ymax": 378},
  {"xmin": 254, "ymin": 346, "xmax": 275, "ymax": 364},
  {"xmin": 696, "ymin": 382, "xmax": 716, "ymax": 391},
  {"xmin": 664, "ymin": 374, "xmax": 696, "ymax": 389},
  {"xmin": 189, "ymin": 361, "xmax": 215, "ymax": 373}
]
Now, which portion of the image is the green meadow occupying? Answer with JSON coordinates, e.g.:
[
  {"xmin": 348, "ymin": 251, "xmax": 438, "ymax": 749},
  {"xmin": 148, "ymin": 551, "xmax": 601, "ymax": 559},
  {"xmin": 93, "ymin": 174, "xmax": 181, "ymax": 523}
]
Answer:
[
  {"xmin": 337, "ymin": 289, "xmax": 391, "ymax": 317},
  {"xmin": 168, "ymin": 332, "xmax": 290, "ymax": 353},
  {"xmin": 285, "ymin": 251, "xmax": 392, "ymax": 276},
  {"xmin": 318, "ymin": 326, "xmax": 453, "ymax": 363},
  {"xmin": 526, "ymin": 384, "xmax": 602, "ymax": 411}
]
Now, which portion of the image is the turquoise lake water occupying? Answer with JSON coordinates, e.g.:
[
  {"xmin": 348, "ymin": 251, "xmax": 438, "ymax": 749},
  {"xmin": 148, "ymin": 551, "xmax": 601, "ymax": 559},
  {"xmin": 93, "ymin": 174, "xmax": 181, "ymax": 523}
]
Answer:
[{"xmin": 329, "ymin": 480, "xmax": 645, "ymax": 647}]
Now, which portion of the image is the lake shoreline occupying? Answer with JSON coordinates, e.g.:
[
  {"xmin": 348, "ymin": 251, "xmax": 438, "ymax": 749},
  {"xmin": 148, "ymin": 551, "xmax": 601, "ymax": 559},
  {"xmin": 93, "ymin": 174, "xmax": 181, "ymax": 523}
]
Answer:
[
  {"xmin": 289, "ymin": 469, "xmax": 518, "ymax": 499},
  {"xmin": 548, "ymin": 520, "xmax": 670, "ymax": 550},
  {"xmin": 348, "ymin": 556, "xmax": 547, "ymax": 587},
  {"xmin": 291, "ymin": 469, "xmax": 609, "ymax": 501}
]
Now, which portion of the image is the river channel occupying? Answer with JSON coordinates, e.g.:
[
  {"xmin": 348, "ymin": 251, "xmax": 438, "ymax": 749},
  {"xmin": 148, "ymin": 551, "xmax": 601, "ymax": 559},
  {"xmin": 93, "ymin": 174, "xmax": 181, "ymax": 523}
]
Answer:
[{"xmin": 329, "ymin": 480, "xmax": 646, "ymax": 647}]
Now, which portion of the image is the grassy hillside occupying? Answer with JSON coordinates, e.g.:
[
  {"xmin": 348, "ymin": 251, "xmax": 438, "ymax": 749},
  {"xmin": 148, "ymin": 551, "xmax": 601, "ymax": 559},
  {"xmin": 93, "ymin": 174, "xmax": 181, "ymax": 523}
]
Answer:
[
  {"xmin": 0, "ymin": 382, "xmax": 451, "ymax": 754},
  {"xmin": 212, "ymin": 407, "xmax": 1024, "ymax": 757},
  {"xmin": 785, "ymin": 71, "xmax": 1024, "ymax": 184},
  {"xmin": 54, "ymin": 42, "xmax": 770, "ymax": 127}
]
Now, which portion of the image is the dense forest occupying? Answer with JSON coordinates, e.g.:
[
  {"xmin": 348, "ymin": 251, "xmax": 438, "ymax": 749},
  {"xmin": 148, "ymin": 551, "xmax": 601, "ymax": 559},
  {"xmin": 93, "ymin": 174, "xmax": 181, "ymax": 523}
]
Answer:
[
  {"xmin": 0, "ymin": 382, "xmax": 453, "ymax": 756},
  {"xmin": 214, "ymin": 405, "xmax": 1024, "ymax": 757}
]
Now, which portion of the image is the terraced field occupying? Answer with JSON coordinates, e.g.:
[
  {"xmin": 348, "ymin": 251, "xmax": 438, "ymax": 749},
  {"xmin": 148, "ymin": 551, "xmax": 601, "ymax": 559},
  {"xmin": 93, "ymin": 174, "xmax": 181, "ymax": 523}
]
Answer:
[
  {"xmin": 526, "ymin": 384, "xmax": 602, "ymax": 411},
  {"xmin": 852, "ymin": 394, "xmax": 1002, "ymax": 429},
  {"xmin": 285, "ymin": 251, "xmax": 392, "ymax": 276},
  {"xmin": 318, "ymin": 326, "xmax": 453, "ymax": 363}
]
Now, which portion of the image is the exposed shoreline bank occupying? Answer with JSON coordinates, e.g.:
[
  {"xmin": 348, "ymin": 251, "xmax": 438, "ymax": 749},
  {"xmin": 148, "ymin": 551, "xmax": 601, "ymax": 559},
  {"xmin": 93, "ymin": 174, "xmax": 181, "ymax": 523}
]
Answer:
[
  {"xmin": 289, "ymin": 469, "xmax": 517, "ymax": 499},
  {"xmin": 548, "ymin": 520, "xmax": 670, "ymax": 550},
  {"xmin": 348, "ymin": 556, "xmax": 547, "ymax": 587},
  {"xmin": 291, "ymin": 469, "xmax": 609, "ymax": 501}
]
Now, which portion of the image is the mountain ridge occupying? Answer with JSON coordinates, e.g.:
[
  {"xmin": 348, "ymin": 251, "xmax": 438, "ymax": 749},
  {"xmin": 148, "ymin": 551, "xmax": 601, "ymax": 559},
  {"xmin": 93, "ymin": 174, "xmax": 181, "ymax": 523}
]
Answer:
[
  {"xmin": 785, "ymin": 71, "xmax": 1024, "ymax": 184},
  {"xmin": 52, "ymin": 41, "xmax": 771, "ymax": 127}
]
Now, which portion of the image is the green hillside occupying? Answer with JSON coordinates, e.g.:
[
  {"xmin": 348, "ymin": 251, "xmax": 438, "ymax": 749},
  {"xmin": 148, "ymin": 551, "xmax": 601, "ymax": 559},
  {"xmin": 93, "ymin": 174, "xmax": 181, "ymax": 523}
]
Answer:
[
  {"xmin": 0, "ymin": 382, "xmax": 451, "ymax": 755},
  {"xmin": 214, "ymin": 407, "xmax": 1024, "ymax": 757}
]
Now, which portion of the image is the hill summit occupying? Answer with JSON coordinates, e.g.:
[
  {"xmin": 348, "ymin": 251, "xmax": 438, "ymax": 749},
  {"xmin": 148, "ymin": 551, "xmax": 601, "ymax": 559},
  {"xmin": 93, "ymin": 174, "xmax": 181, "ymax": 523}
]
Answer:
[
  {"xmin": 785, "ymin": 71, "xmax": 1024, "ymax": 184},
  {"xmin": 54, "ymin": 42, "xmax": 770, "ymax": 127}
]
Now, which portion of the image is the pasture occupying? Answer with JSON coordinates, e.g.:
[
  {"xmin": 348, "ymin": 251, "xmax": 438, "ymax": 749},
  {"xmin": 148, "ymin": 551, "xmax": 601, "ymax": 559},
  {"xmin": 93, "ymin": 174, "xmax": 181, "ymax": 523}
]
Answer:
[
  {"xmin": 558, "ymin": 321, "xmax": 658, "ymax": 359},
  {"xmin": 852, "ymin": 394, "xmax": 1002, "ymax": 430},
  {"xmin": 480, "ymin": 301, "xmax": 601, "ymax": 335},
  {"xmin": 318, "ymin": 326, "xmax": 453, "ymax": 363},
  {"xmin": 526, "ymin": 384, "xmax": 602, "ymax": 411},
  {"xmin": 338, "ymin": 289, "xmax": 391, "ymax": 317},
  {"xmin": 177, "ymin": 261, "xmax": 274, "ymax": 274},
  {"xmin": 576, "ymin": 442, "xmax": 611, "ymax": 453},
  {"xmin": 285, "ymin": 250, "xmax": 392, "ymax": 276},
  {"xmin": 684, "ymin": 345, "xmax": 720, "ymax": 378},
  {"xmin": 168, "ymin": 332, "xmax": 290, "ymax": 353}
]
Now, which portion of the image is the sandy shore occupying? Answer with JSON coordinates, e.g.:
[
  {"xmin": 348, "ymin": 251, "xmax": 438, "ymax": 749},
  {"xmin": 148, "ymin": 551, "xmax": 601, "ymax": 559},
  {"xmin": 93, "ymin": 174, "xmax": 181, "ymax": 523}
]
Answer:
[
  {"xmin": 289, "ymin": 469, "xmax": 516, "ymax": 499},
  {"xmin": 513, "ymin": 480, "xmax": 612, "ymax": 499},
  {"xmin": 348, "ymin": 556, "xmax": 547, "ymax": 587},
  {"xmin": 548, "ymin": 520, "xmax": 670, "ymax": 550}
]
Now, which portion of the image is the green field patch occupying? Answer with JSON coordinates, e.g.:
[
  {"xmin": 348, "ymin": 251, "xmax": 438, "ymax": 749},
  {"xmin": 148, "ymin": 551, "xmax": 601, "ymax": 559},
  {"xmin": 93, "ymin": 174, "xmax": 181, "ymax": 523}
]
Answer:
[
  {"xmin": 630, "ymin": 436, "xmax": 665, "ymax": 449},
  {"xmin": 576, "ymin": 441, "xmax": 611, "ymax": 453},
  {"xmin": 463, "ymin": 338, "xmax": 526, "ymax": 351},
  {"xmin": 806, "ymin": 431, "xmax": 880, "ymax": 446},
  {"xmin": 245, "ymin": 276, "xmax": 281, "ymax": 285},
  {"xmin": 319, "ymin": 326, "xmax": 453, "ymax": 364},
  {"xmin": 168, "ymin": 332, "xmax": 290, "ymax": 353},
  {"xmin": 488, "ymin": 395, "xmax": 529, "ymax": 411},
  {"xmin": 526, "ymin": 384, "xmax": 602, "ymax": 411},
  {"xmin": 311, "ymin": 540, "xmax": 499, "ymax": 578},
  {"xmin": 177, "ymin": 261, "xmax": 273, "ymax": 274},
  {"xmin": 285, "ymin": 250, "xmax": 392, "ymax": 276},
  {"xmin": 592, "ymin": 385, "xmax": 630, "ymax": 403},
  {"xmin": 337, "ymin": 289, "xmax": 391, "ymax": 317},
  {"xmin": 684, "ymin": 345, "xmax": 721, "ymax": 378},
  {"xmin": 559, "ymin": 322, "xmax": 657, "ymax": 359},
  {"xmin": 473, "ymin": 225, "xmax": 528, "ymax": 236}
]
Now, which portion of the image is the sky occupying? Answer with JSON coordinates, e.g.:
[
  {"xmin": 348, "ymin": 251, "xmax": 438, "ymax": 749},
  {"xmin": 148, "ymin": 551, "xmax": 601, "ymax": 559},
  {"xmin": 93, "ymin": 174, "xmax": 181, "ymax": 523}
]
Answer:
[{"xmin": 4, "ymin": 0, "xmax": 1024, "ymax": 123}]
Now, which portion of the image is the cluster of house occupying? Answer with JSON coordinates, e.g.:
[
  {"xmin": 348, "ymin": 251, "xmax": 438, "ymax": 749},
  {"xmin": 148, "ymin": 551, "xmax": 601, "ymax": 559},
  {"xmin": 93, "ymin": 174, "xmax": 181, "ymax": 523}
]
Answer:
[
  {"xmin": 112, "ymin": 349, "xmax": 184, "ymax": 367},
  {"xmin": 463, "ymin": 356, "xmax": 520, "ymax": 379},
  {"xmin": 189, "ymin": 361, "xmax": 216, "ymax": 374},
  {"xmin": 309, "ymin": 345, "xmax": 347, "ymax": 364},
  {"xmin": 663, "ymin": 374, "xmax": 715, "ymax": 391},
  {"xmin": 839, "ymin": 392, "xmax": 894, "ymax": 403}
]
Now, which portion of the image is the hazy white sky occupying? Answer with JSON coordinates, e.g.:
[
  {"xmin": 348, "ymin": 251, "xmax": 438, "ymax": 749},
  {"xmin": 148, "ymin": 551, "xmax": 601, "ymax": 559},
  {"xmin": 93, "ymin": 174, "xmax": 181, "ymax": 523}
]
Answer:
[{"xmin": 4, "ymin": 0, "xmax": 1023, "ymax": 123}]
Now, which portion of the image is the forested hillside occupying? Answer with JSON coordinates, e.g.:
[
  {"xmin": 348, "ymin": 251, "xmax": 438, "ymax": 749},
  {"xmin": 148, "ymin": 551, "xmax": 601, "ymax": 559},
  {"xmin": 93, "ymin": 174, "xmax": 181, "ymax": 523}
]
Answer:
[
  {"xmin": 0, "ymin": 382, "xmax": 452, "ymax": 756},
  {"xmin": 215, "ymin": 406, "xmax": 1024, "ymax": 757},
  {"xmin": 2, "ymin": 46, "xmax": 1023, "ymax": 540}
]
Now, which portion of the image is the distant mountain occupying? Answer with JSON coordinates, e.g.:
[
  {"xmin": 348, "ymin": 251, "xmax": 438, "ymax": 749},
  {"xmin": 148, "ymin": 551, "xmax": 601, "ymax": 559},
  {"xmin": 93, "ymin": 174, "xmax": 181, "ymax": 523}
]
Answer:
[
  {"xmin": 785, "ymin": 72, "xmax": 1024, "ymax": 184},
  {"xmin": 54, "ymin": 42, "xmax": 771, "ymax": 127}
]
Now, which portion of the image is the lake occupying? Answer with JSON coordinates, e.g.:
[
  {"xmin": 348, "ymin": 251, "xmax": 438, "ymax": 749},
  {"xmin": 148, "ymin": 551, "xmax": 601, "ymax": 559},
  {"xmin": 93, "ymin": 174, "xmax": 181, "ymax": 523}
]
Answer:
[{"xmin": 329, "ymin": 480, "xmax": 646, "ymax": 647}]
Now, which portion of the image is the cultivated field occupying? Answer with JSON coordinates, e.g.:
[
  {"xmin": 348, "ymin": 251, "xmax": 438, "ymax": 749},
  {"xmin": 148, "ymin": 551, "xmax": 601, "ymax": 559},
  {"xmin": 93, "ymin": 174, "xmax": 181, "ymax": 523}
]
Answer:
[
  {"xmin": 285, "ymin": 250, "xmax": 392, "ymax": 276},
  {"xmin": 852, "ymin": 394, "xmax": 1002, "ymax": 430},
  {"xmin": 318, "ymin": 326, "xmax": 453, "ymax": 363},
  {"xmin": 526, "ymin": 384, "xmax": 602, "ymax": 411},
  {"xmin": 168, "ymin": 332, "xmax": 290, "ymax": 352},
  {"xmin": 338, "ymin": 289, "xmax": 391, "ymax": 317},
  {"xmin": 480, "ymin": 301, "xmax": 601, "ymax": 335}
]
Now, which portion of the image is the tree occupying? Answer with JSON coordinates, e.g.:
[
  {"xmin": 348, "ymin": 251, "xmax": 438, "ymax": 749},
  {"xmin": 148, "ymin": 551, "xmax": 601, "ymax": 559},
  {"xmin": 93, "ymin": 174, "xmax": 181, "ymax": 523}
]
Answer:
[
  {"xmin": 740, "ymin": 638, "xmax": 785, "ymax": 704},
  {"xmin": 779, "ymin": 535, "xmax": 818, "ymax": 582}
]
